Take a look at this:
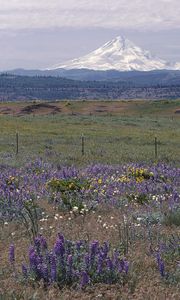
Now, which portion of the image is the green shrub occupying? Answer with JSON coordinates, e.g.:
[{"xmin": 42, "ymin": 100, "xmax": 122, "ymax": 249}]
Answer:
[
  {"xmin": 127, "ymin": 193, "xmax": 149, "ymax": 205},
  {"xmin": 163, "ymin": 209, "xmax": 180, "ymax": 226}
]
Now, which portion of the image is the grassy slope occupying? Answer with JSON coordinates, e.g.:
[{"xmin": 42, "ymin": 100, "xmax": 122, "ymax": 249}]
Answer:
[{"xmin": 0, "ymin": 100, "xmax": 179, "ymax": 166}]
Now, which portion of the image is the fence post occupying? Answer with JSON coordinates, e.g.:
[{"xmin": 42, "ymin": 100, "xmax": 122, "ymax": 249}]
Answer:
[
  {"xmin": 81, "ymin": 134, "xmax": 85, "ymax": 156},
  {"xmin": 154, "ymin": 136, "xmax": 157, "ymax": 159},
  {"xmin": 16, "ymin": 132, "xmax": 19, "ymax": 155}
]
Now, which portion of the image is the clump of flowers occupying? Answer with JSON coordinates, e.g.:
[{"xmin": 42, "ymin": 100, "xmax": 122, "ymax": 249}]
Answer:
[
  {"xmin": 5, "ymin": 175, "xmax": 20, "ymax": 189},
  {"xmin": 118, "ymin": 175, "xmax": 130, "ymax": 183},
  {"xmin": 128, "ymin": 167, "xmax": 154, "ymax": 183},
  {"xmin": 46, "ymin": 178, "xmax": 90, "ymax": 212},
  {"xmin": 9, "ymin": 234, "xmax": 129, "ymax": 288},
  {"xmin": 46, "ymin": 178, "xmax": 88, "ymax": 193}
]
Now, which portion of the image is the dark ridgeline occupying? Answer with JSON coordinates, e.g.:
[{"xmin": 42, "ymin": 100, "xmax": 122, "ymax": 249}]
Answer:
[{"xmin": 0, "ymin": 71, "xmax": 180, "ymax": 101}]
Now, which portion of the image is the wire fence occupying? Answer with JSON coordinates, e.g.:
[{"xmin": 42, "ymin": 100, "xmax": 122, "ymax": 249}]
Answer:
[{"xmin": 0, "ymin": 131, "xmax": 179, "ymax": 166}]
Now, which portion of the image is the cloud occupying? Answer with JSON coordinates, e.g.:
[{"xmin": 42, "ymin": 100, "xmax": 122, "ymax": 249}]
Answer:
[{"xmin": 0, "ymin": 0, "xmax": 179, "ymax": 30}]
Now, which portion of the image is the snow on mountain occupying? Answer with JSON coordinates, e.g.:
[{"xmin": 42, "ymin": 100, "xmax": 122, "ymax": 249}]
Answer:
[
  {"xmin": 174, "ymin": 62, "xmax": 180, "ymax": 70},
  {"xmin": 47, "ymin": 36, "xmax": 178, "ymax": 72}
]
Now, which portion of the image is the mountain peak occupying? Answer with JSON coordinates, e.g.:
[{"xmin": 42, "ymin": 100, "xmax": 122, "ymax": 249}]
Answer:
[
  {"xmin": 47, "ymin": 36, "xmax": 178, "ymax": 72},
  {"xmin": 105, "ymin": 35, "xmax": 126, "ymax": 45},
  {"xmin": 111, "ymin": 35, "xmax": 132, "ymax": 46},
  {"xmin": 101, "ymin": 35, "xmax": 133, "ymax": 51}
]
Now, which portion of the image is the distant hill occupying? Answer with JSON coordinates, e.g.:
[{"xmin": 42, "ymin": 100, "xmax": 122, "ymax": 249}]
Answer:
[
  {"xmin": 0, "ymin": 73, "xmax": 180, "ymax": 101},
  {"xmin": 4, "ymin": 68, "xmax": 180, "ymax": 85}
]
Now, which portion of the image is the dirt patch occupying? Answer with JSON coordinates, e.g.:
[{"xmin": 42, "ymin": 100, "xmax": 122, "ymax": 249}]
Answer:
[
  {"xmin": 174, "ymin": 109, "xmax": 180, "ymax": 114},
  {"xmin": 0, "ymin": 107, "xmax": 13, "ymax": 115},
  {"xmin": 19, "ymin": 103, "xmax": 61, "ymax": 115}
]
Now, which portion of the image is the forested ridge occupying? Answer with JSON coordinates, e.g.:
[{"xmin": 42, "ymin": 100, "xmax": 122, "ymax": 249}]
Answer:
[{"xmin": 0, "ymin": 74, "xmax": 180, "ymax": 100}]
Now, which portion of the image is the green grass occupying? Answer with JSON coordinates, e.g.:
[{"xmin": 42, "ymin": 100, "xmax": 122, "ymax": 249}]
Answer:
[{"xmin": 0, "ymin": 100, "xmax": 179, "ymax": 166}]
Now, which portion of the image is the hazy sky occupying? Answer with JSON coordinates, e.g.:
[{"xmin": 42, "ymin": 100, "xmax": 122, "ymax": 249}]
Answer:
[{"xmin": 0, "ymin": 0, "xmax": 180, "ymax": 70}]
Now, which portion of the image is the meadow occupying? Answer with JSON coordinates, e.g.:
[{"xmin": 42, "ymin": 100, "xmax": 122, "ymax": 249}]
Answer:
[
  {"xmin": 0, "ymin": 100, "xmax": 180, "ymax": 166},
  {"xmin": 0, "ymin": 100, "xmax": 179, "ymax": 299}
]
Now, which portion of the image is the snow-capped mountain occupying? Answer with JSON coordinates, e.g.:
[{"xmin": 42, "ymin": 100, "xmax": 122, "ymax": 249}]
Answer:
[{"xmin": 47, "ymin": 36, "xmax": 178, "ymax": 72}]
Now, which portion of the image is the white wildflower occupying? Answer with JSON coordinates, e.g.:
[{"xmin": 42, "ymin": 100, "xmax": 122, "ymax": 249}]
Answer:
[
  {"xmin": 72, "ymin": 206, "xmax": 79, "ymax": 212},
  {"xmin": 123, "ymin": 215, "xmax": 127, "ymax": 224}
]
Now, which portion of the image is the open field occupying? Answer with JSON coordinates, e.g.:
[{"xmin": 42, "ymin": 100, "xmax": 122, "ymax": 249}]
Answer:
[
  {"xmin": 0, "ymin": 100, "xmax": 180, "ymax": 166},
  {"xmin": 0, "ymin": 100, "xmax": 179, "ymax": 299}
]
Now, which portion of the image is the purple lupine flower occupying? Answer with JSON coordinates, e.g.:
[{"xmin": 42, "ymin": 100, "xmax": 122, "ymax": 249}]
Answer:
[
  {"xmin": 123, "ymin": 260, "xmax": 129, "ymax": 274},
  {"xmin": 50, "ymin": 254, "xmax": 57, "ymax": 282},
  {"xmin": 156, "ymin": 253, "xmax": 165, "ymax": 277},
  {"xmin": 67, "ymin": 255, "xmax": 73, "ymax": 267},
  {"xmin": 36, "ymin": 254, "xmax": 43, "ymax": 265},
  {"xmin": 118, "ymin": 263, "xmax": 123, "ymax": 273},
  {"xmin": 41, "ymin": 263, "xmax": 48, "ymax": 282},
  {"xmin": 67, "ymin": 255, "xmax": 73, "ymax": 278},
  {"xmin": 119, "ymin": 259, "xmax": 129, "ymax": 274},
  {"xmin": 90, "ymin": 240, "xmax": 99, "ymax": 255},
  {"xmin": 34, "ymin": 236, "xmax": 41, "ymax": 248},
  {"xmin": 106, "ymin": 258, "xmax": 113, "ymax": 271},
  {"xmin": 54, "ymin": 238, "xmax": 65, "ymax": 257},
  {"xmin": 34, "ymin": 236, "xmax": 41, "ymax": 254},
  {"xmin": 159, "ymin": 261, "xmax": 165, "ymax": 277},
  {"xmin": 76, "ymin": 240, "xmax": 83, "ymax": 251},
  {"xmin": 58, "ymin": 233, "xmax": 65, "ymax": 244},
  {"xmin": 66, "ymin": 240, "xmax": 73, "ymax": 255},
  {"xmin": 113, "ymin": 250, "xmax": 120, "ymax": 266},
  {"xmin": 40, "ymin": 236, "xmax": 47, "ymax": 250},
  {"xmin": 102, "ymin": 241, "xmax": 109, "ymax": 257},
  {"xmin": 99, "ymin": 250, "xmax": 107, "ymax": 260},
  {"xmin": 84, "ymin": 254, "xmax": 90, "ymax": 270},
  {"xmin": 90, "ymin": 240, "xmax": 99, "ymax": 266},
  {"xmin": 80, "ymin": 271, "xmax": 90, "ymax": 287},
  {"xmin": 9, "ymin": 244, "xmax": 15, "ymax": 264},
  {"xmin": 29, "ymin": 247, "xmax": 38, "ymax": 268},
  {"xmin": 97, "ymin": 254, "xmax": 103, "ymax": 274},
  {"xmin": 22, "ymin": 264, "xmax": 28, "ymax": 278},
  {"xmin": 36, "ymin": 263, "xmax": 43, "ymax": 279},
  {"xmin": 28, "ymin": 246, "xmax": 35, "ymax": 257}
]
